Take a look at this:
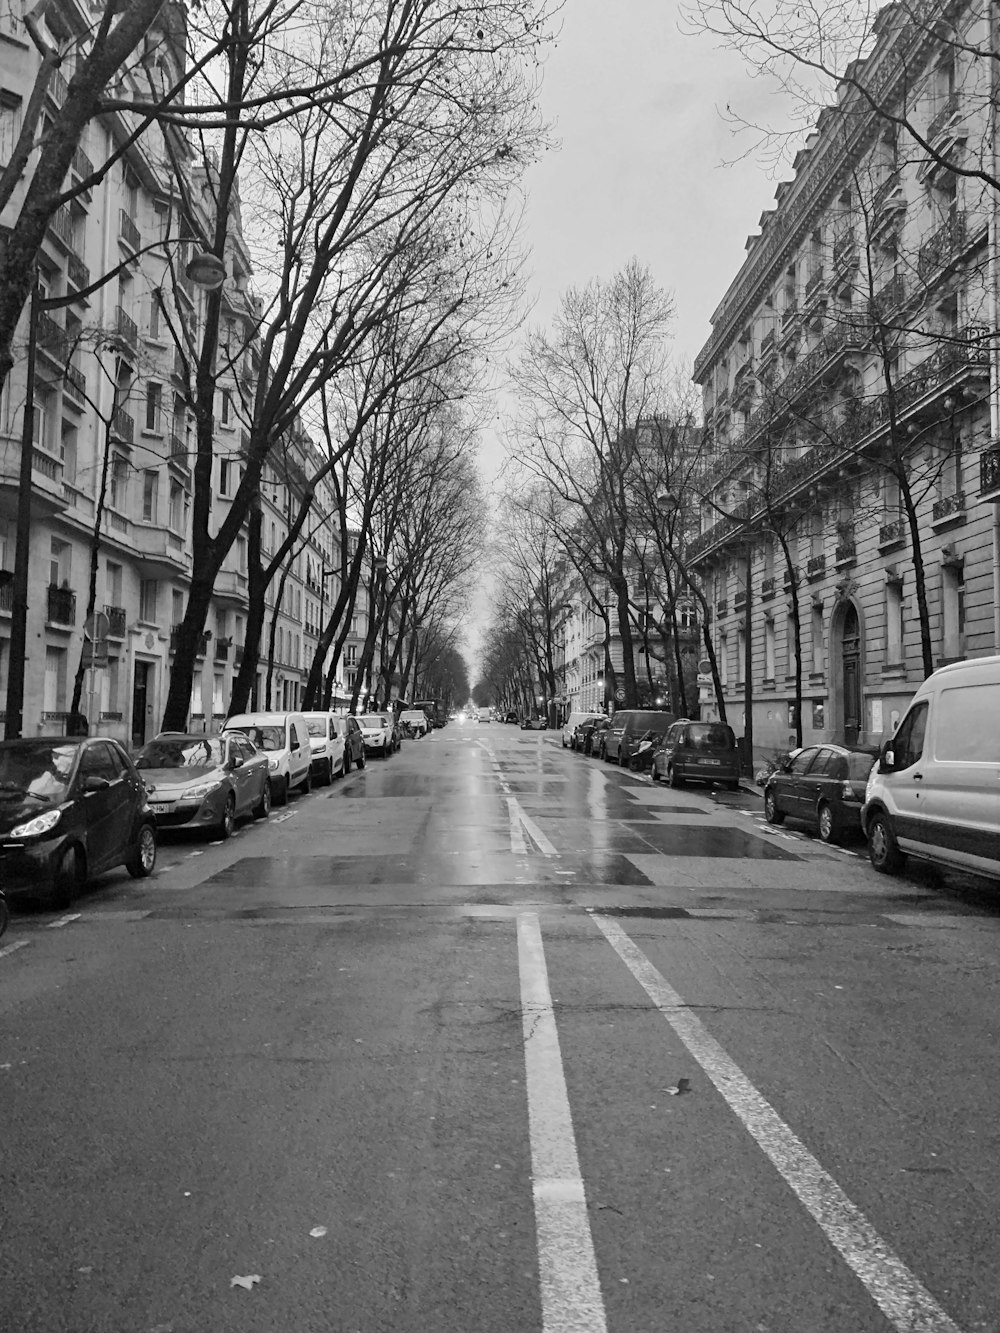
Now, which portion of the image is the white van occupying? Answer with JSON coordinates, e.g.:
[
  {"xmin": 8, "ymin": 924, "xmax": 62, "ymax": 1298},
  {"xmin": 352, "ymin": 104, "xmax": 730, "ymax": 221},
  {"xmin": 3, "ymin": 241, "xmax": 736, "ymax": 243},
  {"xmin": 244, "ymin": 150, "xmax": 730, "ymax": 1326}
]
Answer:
[
  {"xmin": 862, "ymin": 655, "xmax": 1000, "ymax": 881},
  {"xmin": 223, "ymin": 711, "xmax": 312, "ymax": 806}
]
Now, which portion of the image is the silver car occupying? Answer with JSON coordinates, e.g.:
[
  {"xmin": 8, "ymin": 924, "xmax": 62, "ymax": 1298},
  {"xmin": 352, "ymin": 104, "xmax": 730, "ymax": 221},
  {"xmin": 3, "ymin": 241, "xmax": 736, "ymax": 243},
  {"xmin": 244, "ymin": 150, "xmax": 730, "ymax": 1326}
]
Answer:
[{"xmin": 134, "ymin": 732, "xmax": 271, "ymax": 838}]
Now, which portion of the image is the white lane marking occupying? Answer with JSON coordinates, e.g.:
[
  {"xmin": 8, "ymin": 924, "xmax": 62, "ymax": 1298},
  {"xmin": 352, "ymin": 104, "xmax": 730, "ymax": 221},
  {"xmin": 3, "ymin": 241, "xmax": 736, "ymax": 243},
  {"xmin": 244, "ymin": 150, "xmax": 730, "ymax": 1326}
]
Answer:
[
  {"xmin": 513, "ymin": 799, "xmax": 559, "ymax": 857},
  {"xmin": 507, "ymin": 796, "xmax": 527, "ymax": 854},
  {"xmin": 273, "ymin": 810, "xmax": 297, "ymax": 823},
  {"xmin": 591, "ymin": 914, "xmax": 962, "ymax": 1333},
  {"xmin": 47, "ymin": 913, "xmax": 82, "ymax": 929},
  {"xmin": 517, "ymin": 912, "xmax": 607, "ymax": 1333},
  {"xmin": 0, "ymin": 939, "xmax": 29, "ymax": 959}
]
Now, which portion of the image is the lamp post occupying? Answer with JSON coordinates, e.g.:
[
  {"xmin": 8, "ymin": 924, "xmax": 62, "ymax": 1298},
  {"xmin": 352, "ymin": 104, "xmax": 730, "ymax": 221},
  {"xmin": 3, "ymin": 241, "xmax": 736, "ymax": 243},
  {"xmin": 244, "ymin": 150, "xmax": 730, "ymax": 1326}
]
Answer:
[
  {"xmin": 4, "ymin": 252, "xmax": 225, "ymax": 740},
  {"xmin": 365, "ymin": 555, "xmax": 387, "ymax": 704}
]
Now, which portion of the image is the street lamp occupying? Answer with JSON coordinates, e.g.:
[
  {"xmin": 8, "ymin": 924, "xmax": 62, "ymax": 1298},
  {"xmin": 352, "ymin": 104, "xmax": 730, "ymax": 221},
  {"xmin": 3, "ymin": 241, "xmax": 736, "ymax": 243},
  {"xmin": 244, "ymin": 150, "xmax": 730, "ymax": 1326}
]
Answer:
[{"xmin": 185, "ymin": 251, "xmax": 226, "ymax": 291}]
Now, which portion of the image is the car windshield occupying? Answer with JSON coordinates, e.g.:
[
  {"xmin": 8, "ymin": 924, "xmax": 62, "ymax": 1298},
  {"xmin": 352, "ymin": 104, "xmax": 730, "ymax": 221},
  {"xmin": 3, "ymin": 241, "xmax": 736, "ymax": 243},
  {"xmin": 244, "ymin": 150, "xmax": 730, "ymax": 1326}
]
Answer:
[
  {"xmin": 359, "ymin": 715, "xmax": 386, "ymax": 727},
  {"xmin": 136, "ymin": 738, "xmax": 224, "ymax": 769},
  {"xmin": 0, "ymin": 742, "xmax": 78, "ymax": 802},
  {"xmin": 687, "ymin": 724, "xmax": 735, "ymax": 752},
  {"xmin": 305, "ymin": 719, "xmax": 329, "ymax": 738},
  {"xmin": 236, "ymin": 726, "xmax": 285, "ymax": 751}
]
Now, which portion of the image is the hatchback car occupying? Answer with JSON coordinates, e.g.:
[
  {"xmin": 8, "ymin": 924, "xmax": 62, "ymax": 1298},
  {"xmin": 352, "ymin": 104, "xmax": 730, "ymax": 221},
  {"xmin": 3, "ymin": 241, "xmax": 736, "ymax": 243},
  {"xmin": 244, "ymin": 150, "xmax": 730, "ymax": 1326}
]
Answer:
[
  {"xmin": 135, "ymin": 732, "xmax": 270, "ymax": 837},
  {"xmin": 333, "ymin": 715, "xmax": 366, "ymax": 772},
  {"xmin": 0, "ymin": 736, "xmax": 156, "ymax": 907},
  {"xmin": 652, "ymin": 721, "xmax": 740, "ymax": 790},
  {"xmin": 764, "ymin": 744, "xmax": 878, "ymax": 843},
  {"xmin": 300, "ymin": 712, "xmax": 345, "ymax": 784},
  {"xmin": 357, "ymin": 713, "xmax": 394, "ymax": 756}
]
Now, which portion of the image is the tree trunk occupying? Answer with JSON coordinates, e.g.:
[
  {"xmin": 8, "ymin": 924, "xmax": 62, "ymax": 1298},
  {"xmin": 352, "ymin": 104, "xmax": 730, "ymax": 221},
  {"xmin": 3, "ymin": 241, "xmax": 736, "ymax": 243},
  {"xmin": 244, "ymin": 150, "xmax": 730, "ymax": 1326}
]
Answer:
[{"xmin": 227, "ymin": 495, "xmax": 264, "ymax": 716}]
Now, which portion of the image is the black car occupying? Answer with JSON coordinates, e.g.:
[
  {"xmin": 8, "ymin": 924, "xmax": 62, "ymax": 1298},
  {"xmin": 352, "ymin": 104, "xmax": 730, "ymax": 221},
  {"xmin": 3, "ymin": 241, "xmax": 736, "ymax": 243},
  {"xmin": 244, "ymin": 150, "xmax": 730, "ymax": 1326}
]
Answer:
[
  {"xmin": 0, "ymin": 736, "xmax": 157, "ymax": 907},
  {"xmin": 763, "ymin": 744, "xmax": 878, "ymax": 844},
  {"xmin": 575, "ymin": 715, "xmax": 606, "ymax": 754},
  {"xmin": 588, "ymin": 717, "xmax": 612, "ymax": 757}
]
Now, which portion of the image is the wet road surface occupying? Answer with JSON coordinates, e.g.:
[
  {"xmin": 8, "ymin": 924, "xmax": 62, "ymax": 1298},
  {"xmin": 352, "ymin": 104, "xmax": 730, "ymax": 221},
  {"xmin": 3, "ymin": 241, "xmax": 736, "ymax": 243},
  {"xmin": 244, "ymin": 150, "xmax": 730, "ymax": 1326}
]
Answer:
[{"xmin": 3, "ymin": 723, "xmax": 1000, "ymax": 1331}]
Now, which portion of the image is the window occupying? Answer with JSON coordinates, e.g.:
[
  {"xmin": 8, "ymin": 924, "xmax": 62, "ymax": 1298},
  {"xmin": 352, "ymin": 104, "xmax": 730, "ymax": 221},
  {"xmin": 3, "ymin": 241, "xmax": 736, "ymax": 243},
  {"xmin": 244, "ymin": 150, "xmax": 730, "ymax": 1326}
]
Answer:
[
  {"xmin": 236, "ymin": 536, "xmax": 247, "ymax": 572},
  {"xmin": 0, "ymin": 95, "xmax": 22, "ymax": 160},
  {"xmin": 169, "ymin": 480, "xmax": 184, "ymax": 533},
  {"xmin": 811, "ymin": 605, "xmax": 824, "ymax": 674},
  {"xmin": 885, "ymin": 576, "xmax": 904, "ymax": 664},
  {"xmin": 139, "ymin": 579, "xmax": 157, "ymax": 623},
  {"xmin": 891, "ymin": 701, "xmax": 928, "ymax": 770},
  {"xmin": 49, "ymin": 537, "xmax": 70, "ymax": 587},
  {"xmin": 942, "ymin": 563, "xmax": 965, "ymax": 658},
  {"xmin": 106, "ymin": 561, "xmax": 123, "ymax": 605},
  {"xmin": 172, "ymin": 590, "xmax": 184, "ymax": 628},
  {"xmin": 60, "ymin": 422, "xmax": 78, "ymax": 486},
  {"xmin": 149, "ymin": 290, "xmax": 162, "ymax": 340},
  {"xmin": 145, "ymin": 382, "xmax": 162, "ymax": 432},
  {"xmin": 790, "ymin": 748, "xmax": 820, "ymax": 776},
  {"xmin": 32, "ymin": 385, "xmax": 55, "ymax": 452},
  {"xmin": 736, "ymin": 623, "xmax": 745, "ymax": 684},
  {"xmin": 936, "ymin": 684, "xmax": 1000, "ymax": 763},
  {"xmin": 142, "ymin": 470, "xmax": 158, "ymax": 523},
  {"xmin": 764, "ymin": 618, "xmax": 775, "ymax": 680},
  {"xmin": 43, "ymin": 646, "xmax": 67, "ymax": 714},
  {"xmin": 719, "ymin": 634, "xmax": 729, "ymax": 686},
  {"xmin": 221, "ymin": 388, "xmax": 232, "ymax": 425},
  {"xmin": 109, "ymin": 453, "xmax": 129, "ymax": 510}
]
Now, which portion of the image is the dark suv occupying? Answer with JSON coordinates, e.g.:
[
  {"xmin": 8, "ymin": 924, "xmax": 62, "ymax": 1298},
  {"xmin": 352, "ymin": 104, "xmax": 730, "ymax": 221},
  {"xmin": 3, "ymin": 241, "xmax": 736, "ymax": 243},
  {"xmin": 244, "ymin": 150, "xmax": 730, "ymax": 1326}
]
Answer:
[{"xmin": 652, "ymin": 720, "xmax": 740, "ymax": 790}]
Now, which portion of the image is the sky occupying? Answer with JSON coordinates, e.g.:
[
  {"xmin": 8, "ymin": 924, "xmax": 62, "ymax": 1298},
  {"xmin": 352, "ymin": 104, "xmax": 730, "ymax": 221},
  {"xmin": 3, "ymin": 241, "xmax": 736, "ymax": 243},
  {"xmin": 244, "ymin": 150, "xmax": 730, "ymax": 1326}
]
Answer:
[{"xmin": 469, "ymin": 0, "xmax": 798, "ymax": 670}]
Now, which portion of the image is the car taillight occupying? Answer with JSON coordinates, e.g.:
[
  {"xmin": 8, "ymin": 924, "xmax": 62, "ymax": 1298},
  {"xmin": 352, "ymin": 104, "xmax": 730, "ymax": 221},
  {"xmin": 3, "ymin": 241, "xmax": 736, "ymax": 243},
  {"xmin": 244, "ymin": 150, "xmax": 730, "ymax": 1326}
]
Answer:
[{"xmin": 841, "ymin": 780, "xmax": 854, "ymax": 799}]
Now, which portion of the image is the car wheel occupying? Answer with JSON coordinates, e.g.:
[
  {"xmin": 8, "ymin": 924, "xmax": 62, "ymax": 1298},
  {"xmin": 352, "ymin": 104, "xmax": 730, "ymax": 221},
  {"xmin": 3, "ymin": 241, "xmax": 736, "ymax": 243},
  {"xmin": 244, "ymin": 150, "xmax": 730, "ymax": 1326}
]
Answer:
[
  {"xmin": 668, "ymin": 765, "xmax": 684, "ymax": 789},
  {"xmin": 817, "ymin": 802, "xmax": 840, "ymax": 844},
  {"xmin": 764, "ymin": 789, "xmax": 785, "ymax": 824},
  {"xmin": 650, "ymin": 764, "xmax": 660, "ymax": 784},
  {"xmin": 728, "ymin": 780, "xmax": 740, "ymax": 792},
  {"xmin": 357, "ymin": 748, "xmax": 366, "ymax": 769},
  {"xmin": 126, "ymin": 823, "xmax": 157, "ymax": 879},
  {"xmin": 868, "ymin": 810, "xmax": 904, "ymax": 874},
  {"xmin": 218, "ymin": 794, "xmax": 236, "ymax": 840},
  {"xmin": 343, "ymin": 750, "xmax": 351, "ymax": 775},
  {"xmin": 253, "ymin": 778, "xmax": 271, "ymax": 819},
  {"xmin": 49, "ymin": 844, "xmax": 83, "ymax": 909},
  {"xmin": 273, "ymin": 775, "xmax": 289, "ymax": 807},
  {"xmin": 297, "ymin": 770, "xmax": 312, "ymax": 795},
  {"xmin": 324, "ymin": 758, "xmax": 334, "ymax": 786}
]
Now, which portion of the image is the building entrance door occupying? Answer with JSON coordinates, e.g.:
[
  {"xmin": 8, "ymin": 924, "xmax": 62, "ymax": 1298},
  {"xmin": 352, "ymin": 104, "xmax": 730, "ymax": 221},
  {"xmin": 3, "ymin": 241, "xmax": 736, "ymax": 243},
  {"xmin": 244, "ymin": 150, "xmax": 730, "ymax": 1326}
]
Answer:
[
  {"xmin": 132, "ymin": 660, "xmax": 151, "ymax": 748},
  {"xmin": 841, "ymin": 604, "xmax": 861, "ymax": 745}
]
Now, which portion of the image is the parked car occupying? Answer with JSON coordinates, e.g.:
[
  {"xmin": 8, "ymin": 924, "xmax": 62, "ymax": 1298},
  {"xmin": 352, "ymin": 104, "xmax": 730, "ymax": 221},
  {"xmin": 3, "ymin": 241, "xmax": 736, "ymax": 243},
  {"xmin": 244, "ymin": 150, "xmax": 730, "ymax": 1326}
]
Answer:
[
  {"xmin": 223, "ymin": 711, "xmax": 312, "ymax": 806},
  {"xmin": 300, "ymin": 712, "xmax": 347, "ymax": 785},
  {"xmin": 617, "ymin": 710, "xmax": 677, "ymax": 768},
  {"xmin": 135, "ymin": 732, "xmax": 270, "ymax": 836},
  {"xmin": 604, "ymin": 709, "xmax": 676, "ymax": 766},
  {"xmin": 0, "ymin": 736, "xmax": 156, "ymax": 907},
  {"xmin": 332, "ymin": 715, "xmax": 366, "ymax": 772},
  {"xmin": 562, "ymin": 710, "xmax": 604, "ymax": 750},
  {"xmin": 520, "ymin": 716, "xmax": 548, "ymax": 730},
  {"xmin": 357, "ymin": 712, "xmax": 394, "ymax": 756},
  {"xmin": 586, "ymin": 716, "xmax": 612, "ymax": 757},
  {"xmin": 503, "ymin": 710, "xmax": 520, "ymax": 724},
  {"xmin": 863, "ymin": 654, "xmax": 1000, "ymax": 879},
  {"xmin": 652, "ymin": 720, "xmax": 741, "ymax": 790},
  {"xmin": 764, "ymin": 744, "xmax": 878, "ymax": 843},
  {"xmin": 399, "ymin": 709, "xmax": 429, "ymax": 738}
]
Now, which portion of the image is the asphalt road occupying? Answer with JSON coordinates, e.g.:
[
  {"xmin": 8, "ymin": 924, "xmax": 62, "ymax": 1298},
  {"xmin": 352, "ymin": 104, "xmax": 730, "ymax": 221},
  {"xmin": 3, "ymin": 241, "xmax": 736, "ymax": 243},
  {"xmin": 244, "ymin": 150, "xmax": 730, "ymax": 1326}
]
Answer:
[{"xmin": 3, "ymin": 723, "xmax": 1000, "ymax": 1332}]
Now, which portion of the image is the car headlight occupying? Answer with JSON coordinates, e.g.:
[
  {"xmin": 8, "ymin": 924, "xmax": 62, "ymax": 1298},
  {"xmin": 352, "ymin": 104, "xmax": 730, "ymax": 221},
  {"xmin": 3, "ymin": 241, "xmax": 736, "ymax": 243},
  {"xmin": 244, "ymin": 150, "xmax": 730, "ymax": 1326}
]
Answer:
[
  {"xmin": 186, "ymin": 780, "xmax": 224, "ymax": 801},
  {"xmin": 10, "ymin": 807, "xmax": 63, "ymax": 838},
  {"xmin": 267, "ymin": 757, "xmax": 280, "ymax": 771}
]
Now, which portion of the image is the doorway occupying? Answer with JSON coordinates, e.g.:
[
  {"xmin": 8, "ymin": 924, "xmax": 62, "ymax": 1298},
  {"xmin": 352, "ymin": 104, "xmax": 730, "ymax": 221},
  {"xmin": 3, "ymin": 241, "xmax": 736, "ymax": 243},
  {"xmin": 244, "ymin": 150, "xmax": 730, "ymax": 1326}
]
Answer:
[
  {"xmin": 841, "ymin": 603, "xmax": 861, "ymax": 745},
  {"xmin": 132, "ymin": 660, "xmax": 152, "ymax": 748}
]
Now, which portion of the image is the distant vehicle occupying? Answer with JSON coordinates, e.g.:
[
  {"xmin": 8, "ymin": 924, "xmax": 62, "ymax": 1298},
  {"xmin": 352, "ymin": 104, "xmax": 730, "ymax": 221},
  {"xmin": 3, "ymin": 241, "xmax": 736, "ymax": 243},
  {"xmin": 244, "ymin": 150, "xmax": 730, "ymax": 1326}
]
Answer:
[
  {"xmin": 503, "ymin": 710, "xmax": 519, "ymax": 724},
  {"xmin": 0, "ymin": 736, "xmax": 156, "ymax": 907},
  {"xmin": 135, "ymin": 732, "xmax": 271, "ymax": 835},
  {"xmin": 520, "ymin": 716, "xmax": 548, "ymax": 730},
  {"xmin": 399, "ymin": 709, "xmax": 429, "ymax": 737},
  {"xmin": 479, "ymin": 708, "xmax": 492, "ymax": 723}
]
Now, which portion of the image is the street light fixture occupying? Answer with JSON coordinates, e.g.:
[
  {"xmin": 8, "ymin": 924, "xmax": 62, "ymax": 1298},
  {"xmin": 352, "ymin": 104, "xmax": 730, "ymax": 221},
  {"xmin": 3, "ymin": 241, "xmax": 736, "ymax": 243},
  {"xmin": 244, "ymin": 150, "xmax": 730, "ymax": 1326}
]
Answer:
[{"xmin": 185, "ymin": 251, "xmax": 227, "ymax": 291}]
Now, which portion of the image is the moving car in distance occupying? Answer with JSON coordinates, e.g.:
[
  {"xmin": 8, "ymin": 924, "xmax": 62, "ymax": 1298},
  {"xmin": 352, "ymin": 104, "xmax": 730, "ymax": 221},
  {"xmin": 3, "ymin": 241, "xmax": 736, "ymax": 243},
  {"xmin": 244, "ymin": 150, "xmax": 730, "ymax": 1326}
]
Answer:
[
  {"xmin": 135, "ymin": 732, "xmax": 271, "ymax": 837},
  {"xmin": 0, "ymin": 736, "xmax": 156, "ymax": 908}
]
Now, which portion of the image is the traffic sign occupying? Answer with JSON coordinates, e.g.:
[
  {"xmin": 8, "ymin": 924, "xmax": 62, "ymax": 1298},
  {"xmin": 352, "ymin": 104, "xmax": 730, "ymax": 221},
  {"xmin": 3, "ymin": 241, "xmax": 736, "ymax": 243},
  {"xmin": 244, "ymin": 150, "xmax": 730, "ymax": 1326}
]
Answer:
[
  {"xmin": 86, "ymin": 637, "xmax": 108, "ymax": 668},
  {"xmin": 614, "ymin": 688, "xmax": 626, "ymax": 703},
  {"xmin": 697, "ymin": 657, "xmax": 712, "ymax": 675},
  {"xmin": 84, "ymin": 610, "xmax": 110, "ymax": 640}
]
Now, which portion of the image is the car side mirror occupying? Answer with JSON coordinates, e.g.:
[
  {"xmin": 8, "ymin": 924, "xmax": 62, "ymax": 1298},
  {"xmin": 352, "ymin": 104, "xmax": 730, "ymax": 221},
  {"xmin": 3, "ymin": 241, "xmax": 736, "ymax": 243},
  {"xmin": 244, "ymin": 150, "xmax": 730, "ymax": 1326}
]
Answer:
[
  {"xmin": 780, "ymin": 757, "xmax": 793, "ymax": 772},
  {"xmin": 82, "ymin": 775, "xmax": 111, "ymax": 793},
  {"xmin": 880, "ymin": 741, "xmax": 895, "ymax": 771},
  {"xmin": 229, "ymin": 755, "xmax": 243, "ymax": 769}
]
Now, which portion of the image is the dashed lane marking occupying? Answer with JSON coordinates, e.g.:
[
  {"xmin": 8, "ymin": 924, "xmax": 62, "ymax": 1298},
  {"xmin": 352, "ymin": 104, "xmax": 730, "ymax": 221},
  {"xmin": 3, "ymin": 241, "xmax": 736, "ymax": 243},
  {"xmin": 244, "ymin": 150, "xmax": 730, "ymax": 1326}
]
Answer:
[
  {"xmin": 0, "ymin": 939, "xmax": 30, "ymax": 959},
  {"xmin": 518, "ymin": 912, "xmax": 607, "ymax": 1332},
  {"xmin": 591, "ymin": 912, "xmax": 963, "ymax": 1333},
  {"xmin": 47, "ymin": 913, "xmax": 82, "ymax": 929}
]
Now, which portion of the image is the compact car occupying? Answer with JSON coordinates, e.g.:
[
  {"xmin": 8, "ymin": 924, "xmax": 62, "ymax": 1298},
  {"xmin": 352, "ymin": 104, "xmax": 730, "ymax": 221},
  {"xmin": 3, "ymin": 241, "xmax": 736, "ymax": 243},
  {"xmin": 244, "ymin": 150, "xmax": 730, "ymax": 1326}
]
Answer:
[
  {"xmin": 357, "ymin": 713, "xmax": 394, "ymax": 756},
  {"xmin": 0, "ymin": 736, "xmax": 156, "ymax": 907},
  {"xmin": 764, "ymin": 744, "xmax": 878, "ymax": 844},
  {"xmin": 333, "ymin": 715, "xmax": 367, "ymax": 771},
  {"xmin": 135, "ymin": 732, "xmax": 271, "ymax": 837},
  {"xmin": 652, "ymin": 720, "xmax": 741, "ymax": 790}
]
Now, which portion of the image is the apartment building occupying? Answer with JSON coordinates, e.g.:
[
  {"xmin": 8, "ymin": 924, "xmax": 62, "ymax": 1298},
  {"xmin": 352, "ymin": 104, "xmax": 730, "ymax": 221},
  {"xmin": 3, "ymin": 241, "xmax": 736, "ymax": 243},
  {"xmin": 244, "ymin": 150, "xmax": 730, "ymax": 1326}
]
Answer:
[
  {"xmin": 0, "ymin": 0, "xmax": 343, "ymax": 742},
  {"xmin": 690, "ymin": 1, "xmax": 1000, "ymax": 761}
]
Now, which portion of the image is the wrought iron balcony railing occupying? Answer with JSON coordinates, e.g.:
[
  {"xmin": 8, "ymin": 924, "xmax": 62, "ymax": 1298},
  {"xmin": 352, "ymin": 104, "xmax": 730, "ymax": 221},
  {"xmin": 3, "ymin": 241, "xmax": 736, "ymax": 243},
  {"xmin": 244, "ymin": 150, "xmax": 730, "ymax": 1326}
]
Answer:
[
  {"xmin": 115, "ymin": 305, "xmax": 138, "ymax": 349},
  {"xmin": 927, "ymin": 92, "xmax": 962, "ymax": 144},
  {"xmin": 834, "ymin": 540, "xmax": 856, "ymax": 565},
  {"xmin": 47, "ymin": 585, "xmax": 76, "ymax": 624},
  {"xmin": 806, "ymin": 554, "xmax": 827, "ymax": 579},
  {"xmin": 918, "ymin": 212, "xmax": 966, "ymax": 282},
  {"xmin": 119, "ymin": 210, "xmax": 140, "ymax": 251},
  {"xmin": 932, "ymin": 491, "xmax": 965, "ymax": 522},
  {"xmin": 67, "ymin": 252, "xmax": 90, "ymax": 290},
  {"xmin": 879, "ymin": 518, "xmax": 905, "ymax": 546},
  {"xmin": 112, "ymin": 409, "xmax": 134, "ymax": 443},
  {"xmin": 105, "ymin": 605, "xmax": 127, "ymax": 636},
  {"xmin": 760, "ymin": 576, "xmax": 776, "ymax": 599},
  {"xmin": 980, "ymin": 441, "xmax": 1000, "ymax": 498}
]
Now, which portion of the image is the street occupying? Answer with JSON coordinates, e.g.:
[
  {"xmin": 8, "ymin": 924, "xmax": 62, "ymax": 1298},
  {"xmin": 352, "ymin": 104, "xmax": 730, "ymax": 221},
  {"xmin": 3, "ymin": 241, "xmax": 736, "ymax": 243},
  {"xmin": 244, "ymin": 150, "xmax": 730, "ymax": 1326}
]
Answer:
[{"xmin": 2, "ymin": 723, "xmax": 999, "ymax": 1333}]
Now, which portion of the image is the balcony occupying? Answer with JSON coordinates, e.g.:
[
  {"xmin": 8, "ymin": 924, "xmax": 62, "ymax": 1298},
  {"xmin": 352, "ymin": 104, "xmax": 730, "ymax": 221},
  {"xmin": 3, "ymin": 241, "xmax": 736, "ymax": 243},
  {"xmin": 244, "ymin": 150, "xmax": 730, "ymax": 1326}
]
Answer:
[
  {"xmin": 170, "ymin": 626, "xmax": 211, "ymax": 655},
  {"xmin": 214, "ymin": 638, "xmax": 231, "ymax": 662},
  {"xmin": 871, "ymin": 273, "xmax": 906, "ymax": 318},
  {"xmin": 0, "ymin": 448, "xmax": 69, "ymax": 515},
  {"xmin": 64, "ymin": 363, "xmax": 86, "ymax": 403},
  {"xmin": 879, "ymin": 518, "xmax": 905, "ymax": 548},
  {"xmin": 804, "ymin": 267, "xmax": 825, "ymax": 303},
  {"xmin": 734, "ymin": 589, "xmax": 747, "ymax": 611},
  {"xmin": 0, "ymin": 577, "xmax": 13, "ymax": 612},
  {"xmin": 806, "ymin": 553, "xmax": 826, "ymax": 580},
  {"xmin": 46, "ymin": 205, "xmax": 75, "ymax": 250},
  {"xmin": 927, "ymin": 92, "xmax": 963, "ymax": 146},
  {"xmin": 759, "ymin": 329, "xmax": 777, "ymax": 363},
  {"xmin": 115, "ymin": 305, "xmax": 138, "ymax": 352},
  {"xmin": 980, "ymin": 440, "xmax": 1000, "ymax": 501},
  {"xmin": 46, "ymin": 585, "xmax": 76, "ymax": 626},
  {"xmin": 112, "ymin": 409, "xmax": 135, "ymax": 444},
  {"xmin": 71, "ymin": 145, "xmax": 93, "ymax": 180},
  {"xmin": 168, "ymin": 433, "xmax": 190, "ymax": 476},
  {"xmin": 834, "ymin": 539, "xmax": 856, "ymax": 566},
  {"xmin": 119, "ymin": 209, "xmax": 141, "ymax": 252},
  {"xmin": 932, "ymin": 491, "xmax": 966, "ymax": 524},
  {"xmin": 35, "ymin": 310, "xmax": 65, "ymax": 357},
  {"xmin": 105, "ymin": 605, "xmax": 128, "ymax": 637},
  {"xmin": 780, "ymin": 301, "xmax": 799, "ymax": 331},
  {"xmin": 918, "ymin": 213, "xmax": 966, "ymax": 282},
  {"xmin": 783, "ymin": 566, "xmax": 798, "ymax": 592},
  {"xmin": 134, "ymin": 524, "xmax": 189, "ymax": 578},
  {"xmin": 833, "ymin": 225, "xmax": 857, "ymax": 273},
  {"xmin": 46, "ymin": 68, "xmax": 69, "ymax": 107},
  {"xmin": 67, "ymin": 252, "xmax": 90, "ymax": 291},
  {"xmin": 214, "ymin": 568, "xmax": 249, "ymax": 606},
  {"xmin": 716, "ymin": 598, "xmax": 728, "ymax": 617},
  {"xmin": 761, "ymin": 576, "xmax": 776, "ymax": 600}
]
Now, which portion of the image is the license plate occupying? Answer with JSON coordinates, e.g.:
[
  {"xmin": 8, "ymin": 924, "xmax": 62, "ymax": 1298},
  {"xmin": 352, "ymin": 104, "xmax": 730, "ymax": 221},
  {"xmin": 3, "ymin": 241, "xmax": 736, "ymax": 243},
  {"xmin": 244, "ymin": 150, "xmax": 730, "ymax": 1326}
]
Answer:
[
  {"xmin": 701, "ymin": 759, "xmax": 721, "ymax": 766},
  {"xmin": 150, "ymin": 803, "xmax": 172, "ymax": 815}
]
